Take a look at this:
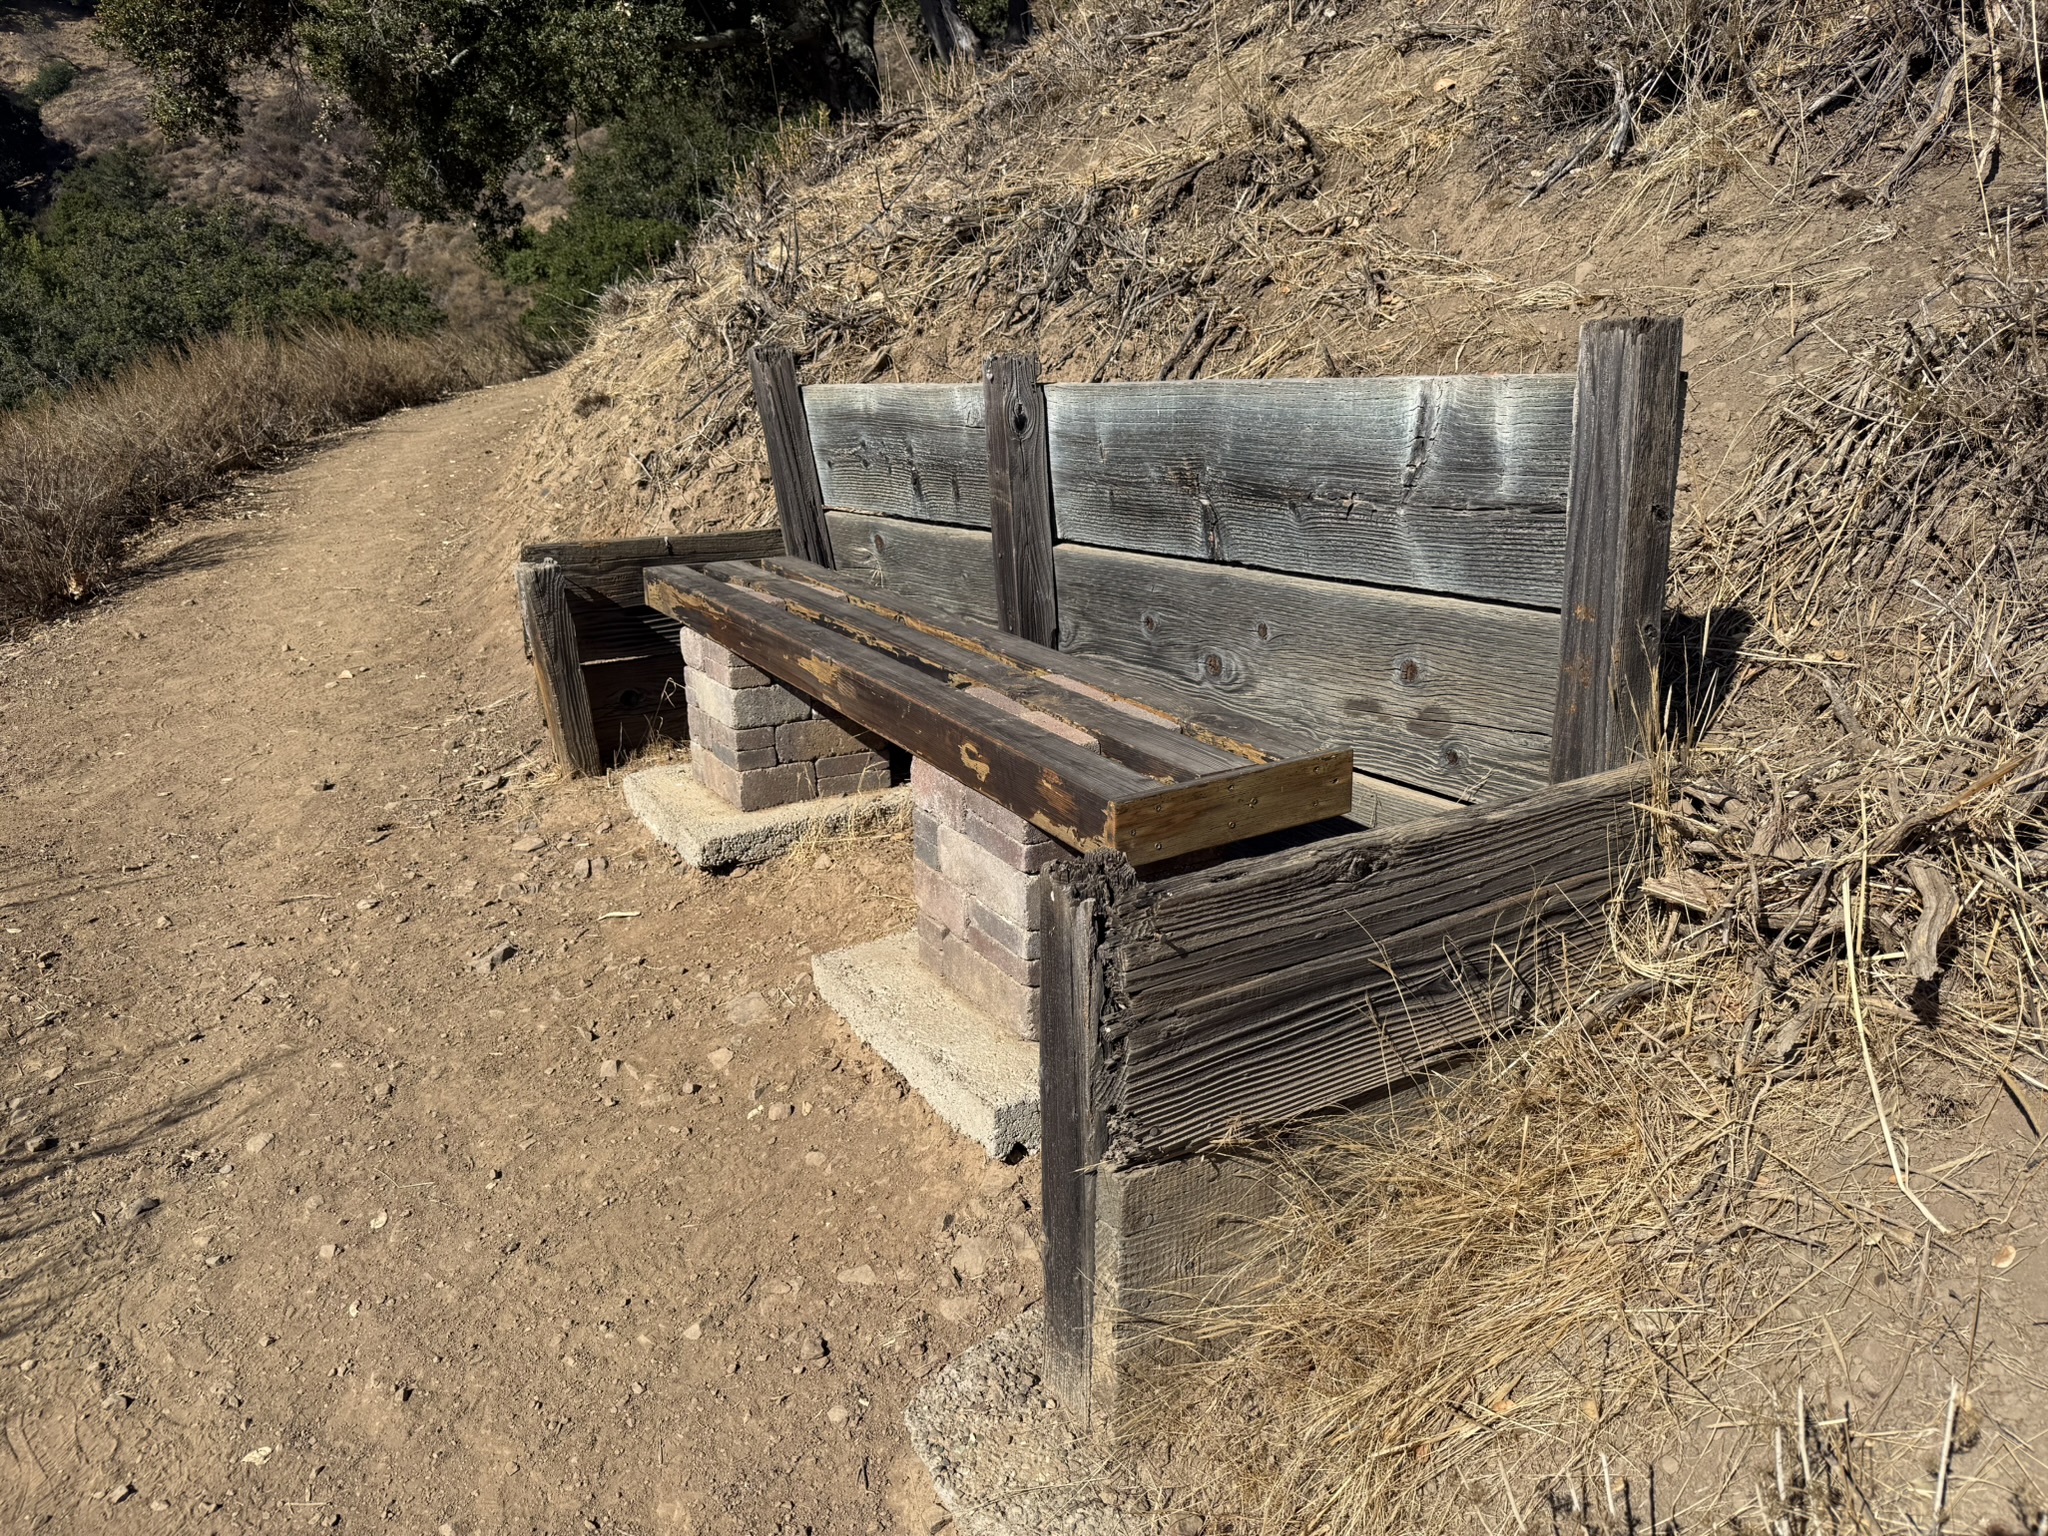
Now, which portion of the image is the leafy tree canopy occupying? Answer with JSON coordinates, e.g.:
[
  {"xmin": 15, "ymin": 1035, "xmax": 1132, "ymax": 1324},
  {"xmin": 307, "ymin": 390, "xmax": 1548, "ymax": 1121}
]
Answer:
[{"xmin": 94, "ymin": 0, "xmax": 873, "ymax": 234}]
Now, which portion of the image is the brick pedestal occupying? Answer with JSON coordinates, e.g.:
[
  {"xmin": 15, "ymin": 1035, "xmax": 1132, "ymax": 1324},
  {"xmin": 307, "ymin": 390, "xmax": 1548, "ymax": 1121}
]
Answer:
[
  {"xmin": 682, "ymin": 629, "xmax": 895, "ymax": 810},
  {"xmin": 911, "ymin": 758, "xmax": 1071, "ymax": 1040}
]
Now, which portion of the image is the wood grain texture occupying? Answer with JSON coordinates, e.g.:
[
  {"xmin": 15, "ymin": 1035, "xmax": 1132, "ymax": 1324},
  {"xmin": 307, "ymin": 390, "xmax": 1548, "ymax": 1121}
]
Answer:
[
  {"xmin": 1551, "ymin": 317, "xmax": 1685, "ymax": 780},
  {"xmin": 1039, "ymin": 881, "xmax": 1103, "ymax": 1420},
  {"xmin": 803, "ymin": 383, "xmax": 989, "ymax": 526},
  {"xmin": 1107, "ymin": 752, "xmax": 1353, "ymax": 864},
  {"xmin": 520, "ymin": 529, "xmax": 785, "ymax": 602},
  {"xmin": 750, "ymin": 344, "xmax": 834, "ymax": 567},
  {"xmin": 1054, "ymin": 543, "xmax": 1560, "ymax": 802},
  {"xmin": 1091, "ymin": 765, "xmax": 1648, "ymax": 1160},
  {"xmin": 581, "ymin": 652, "xmax": 689, "ymax": 751},
  {"xmin": 1344, "ymin": 771, "xmax": 1464, "ymax": 829},
  {"xmin": 712, "ymin": 563, "xmax": 1248, "ymax": 782},
  {"xmin": 646, "ymin": 562, "xmax": 1154, "ymax": 847},
  {"xmin": 1042, "ymin": 375, "xmax": 1576, "ymax": 605},
  {"xmin": 515, "ymin": 561, "xmax": 602, "ymax": 777},
  {"xmin": 824, "ymin": 510, "xmax": 1001, "ymax": 629},
  {"xmin": 772, "ymin": 552, "xmax": 1321, "ymax": 763},
  {"xmin": 563, "ymin": 591, "xmax": 682, "ymax": 663},
  {"xmin": 985, "ymin": 355, "xmax": 1060, "ymax": 645}
]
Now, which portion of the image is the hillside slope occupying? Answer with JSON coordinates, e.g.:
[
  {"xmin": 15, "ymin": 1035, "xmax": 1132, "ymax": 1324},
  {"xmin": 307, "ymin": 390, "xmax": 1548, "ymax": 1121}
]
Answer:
[{"xmin": 505, "ymin": 3, "xmax": 2048, "ymax": 1531}]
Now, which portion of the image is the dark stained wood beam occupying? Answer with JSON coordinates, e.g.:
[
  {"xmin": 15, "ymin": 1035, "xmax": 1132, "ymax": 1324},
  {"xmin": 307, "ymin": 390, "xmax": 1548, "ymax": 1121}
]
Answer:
[
  {"xmin": 986, "ymin": 354, "xmax": 1060, "ymax": 647},
  {"xmin": 516, "ymin": 560, "xmax": 602, "ymax": 777}
]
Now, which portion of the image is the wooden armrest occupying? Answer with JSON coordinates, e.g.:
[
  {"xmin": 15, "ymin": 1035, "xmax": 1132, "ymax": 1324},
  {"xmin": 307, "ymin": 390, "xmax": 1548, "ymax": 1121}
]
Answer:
[{"xmin": 643, "ymin": 560, "xmax": 1352, "ymax": 862}]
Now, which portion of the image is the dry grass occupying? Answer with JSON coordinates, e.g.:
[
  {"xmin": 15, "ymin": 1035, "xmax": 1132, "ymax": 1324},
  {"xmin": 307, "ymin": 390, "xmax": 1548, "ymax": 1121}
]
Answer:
[
  {"xmin": 1146, "ymin": 292, "xmax": 2048, "ymax": 1534},
  {"xmin": 0, "ymin": 325, "xmax": 532, "ymax": 631}
]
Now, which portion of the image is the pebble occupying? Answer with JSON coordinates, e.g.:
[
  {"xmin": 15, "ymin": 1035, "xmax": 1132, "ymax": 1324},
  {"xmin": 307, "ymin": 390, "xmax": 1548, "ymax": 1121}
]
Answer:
[
  {"xmin": 319, "ymin": 1243, "xmax": 339, "ymax": 1261},
  {"xmin": 119, "ymin": 1196, "xmax": 160, "ymax": 1223},
  {"xmin": 707, "ymin": 1047, "xmax": 734, "ymax": 1071},
  {"xmin": 826, "ymin": 1405, "xmax": 849, "ymax": 1424},
  {"xmin": 803, "ymin": 1150, "xmax": 826, "ymax": 1168},
  {"xmin": 765, "ymin": 1102, "xmax": 793, "ymax": 1122},
  {"xmin": 813, "ymin": 854, "xmax": 834, "ymax": 870},
  {"xmin": 682, "ymin": 1322, "xmax": 703, "ymax": 1340},
  {"xmin": 370, "ymin": 1211, "xmax": 389, "ymax": 1231},
  {"xmin": 722, "ymin": 992, "xmax": 776, "ymax": 1029},
  {"xmin": 573, "ymin": 858, "xmax": 592, "ymax": 879},
  {"xmin": 469, "ymin": 942, "xmax": 516, "ymax": 975},
  {"xmin": 598, "ymin": 1059, "xmax": 621, "ymax": 1079},
  {"xmin": 243, "ymin": 1132, "xmax": 273, "ymax": 1155},
  {"xmin": 312, "ymin": 778, "xmax": 335, "ymax": 792},
  {"xmin": 835, "ymin": 1264, "xmax": 879, "ymax": 1287},
  {"xmin": 511, "ymin": 834, "xmax": 546, "ymax": 853},
  {"xmin": 109, "ymin": 1484, "xmax": 134, "ymax": 1504},
  {"xmin": 356, "ymin": 897, "xmax": 380, "ymax": 911},
  {"xmin": 938, "ymin": 1297, "xmax": 977, "ymax": 1322},
  {"xmin": 795, "ymin": 1334, "xmax": 827, "ymax": 1362},
  {"xmin": 1173, "ymin": 1516, "xmax": 1207, "ymax": 1535}
]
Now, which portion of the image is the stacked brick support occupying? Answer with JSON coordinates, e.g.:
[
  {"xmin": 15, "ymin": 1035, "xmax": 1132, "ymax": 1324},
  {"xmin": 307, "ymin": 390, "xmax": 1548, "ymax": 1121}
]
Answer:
[
  {"xmin": 681, "ymin": 629, "xmax": 896, "ymax": 811},
  {"xmin": 912, "ymin": 758, "xmax": 1071, "ymax": 1040}
]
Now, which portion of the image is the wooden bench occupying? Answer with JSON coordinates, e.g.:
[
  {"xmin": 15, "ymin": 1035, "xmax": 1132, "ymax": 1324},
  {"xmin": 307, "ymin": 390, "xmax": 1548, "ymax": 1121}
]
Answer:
[{"xmin": 637, "ymin": 320, "xmax": 1683, "ymax": 1426}]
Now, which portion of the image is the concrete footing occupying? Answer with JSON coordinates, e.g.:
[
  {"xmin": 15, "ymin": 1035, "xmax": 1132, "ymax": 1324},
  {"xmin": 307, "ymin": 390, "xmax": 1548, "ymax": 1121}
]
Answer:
[
  {"xmin": 811, "ymin": 932, "xmax": 1039, "ymax": 1158},
  {"xmin": 623, "ymin": 758, "xmax": 910, "ymax": 869}
]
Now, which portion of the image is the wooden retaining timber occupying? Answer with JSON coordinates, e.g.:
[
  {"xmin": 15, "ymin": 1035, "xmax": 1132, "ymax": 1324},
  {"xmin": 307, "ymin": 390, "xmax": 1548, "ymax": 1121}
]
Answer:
[
  {"xmin": 527, "ymin": 317, "xmax": 1682, "ymax": 1431},
  {"xmin": 516, "ymin": 530, "xmax": 784, "ymax": 775}
]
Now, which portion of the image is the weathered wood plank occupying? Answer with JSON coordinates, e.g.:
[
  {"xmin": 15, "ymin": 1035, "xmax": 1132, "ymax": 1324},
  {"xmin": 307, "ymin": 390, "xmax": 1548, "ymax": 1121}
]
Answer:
[
  {"xmin": 1107, "ymin": 752, "xmax": 1352, "ymax": 864},
  {"xmin": 773, "ymin": 553, "xmax": 1320, "ymax": 763},
  {"xmin": 563, "ymin": 592, "xmax": 682, "ymax": 663},
  {"xmin": 824, "ymin": 510, "xmax": 1001, "ymax": 630},
  {"xmin": 1054, "ymin": 544, "xmax": 1559, "ymax": 802},
  {"xmin": 521, "ymin": 529, "xmax": 786, "ymax": 604},
  {"xmin": 1043, "ymin": 375, "xmax": 1576, "ymax": 605},
  {"xmin": 986, "ymin": 355, "xmax": 1059, "ymax": 645},
  {"xmin": 750, "ymin": 345, "xmax": 834, "ymax": 568},
  {"xmin": 516, "ymin": 561, "xmax": 602, "ymax": 777},
  {"xmin": 646, "ymin": 562, "xmax": 1155, "ymax": 848},
  {"xmin": 1551, "ymin": 317, "xmax": 1685, "ymax": 779},
  {"xmin": 1344, "ymin": 771, "xmax": 1464, "ymax": 829},
  {"xmin": 1039, "ymin": 881, "xmax": 1103, "ymax": 1420},
  {"xmin": 1089, "ymin": 765, "xmax": 1648, "ymax": 1160},
  {"xmin": 803, "ymin": 383, "xmax": 989, "ymax": 527},
  {"xmin": 712, "ymin": 563, "xmax": 1249, "ymax": 783}
]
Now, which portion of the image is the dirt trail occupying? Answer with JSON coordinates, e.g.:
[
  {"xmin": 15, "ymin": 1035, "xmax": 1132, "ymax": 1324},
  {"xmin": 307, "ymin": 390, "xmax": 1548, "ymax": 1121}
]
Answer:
[{"xmin": 0, "ymin": 378, "xmax": 1036, "ymax": 1534}]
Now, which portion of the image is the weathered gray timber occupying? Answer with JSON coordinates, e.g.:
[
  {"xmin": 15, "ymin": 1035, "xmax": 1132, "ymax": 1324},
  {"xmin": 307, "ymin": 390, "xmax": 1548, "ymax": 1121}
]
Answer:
[
  {"xmin": 825, "ymin": 509, "xmax": 1001, "ymax": 629},
  {"xmin": 985, "ymin": 355, "xmax": 1060, "ymax": 646},
  {"xmin": 751, "ymin": 344, "xmax": 835, "ymax": 567},
  {"xmin": 1054, "ymin": 543, "xmax": 1560, "ymax": 802},
  {"xmin": 1042, "ymin": 374, "xmax": 1576, "ymax": 605},
  {"xmin": 513, "ymin": 530, "xmax": 787, "ymax": 772},
  {"xmin": 516, "ymin": 561, "xmax": 601, "ymax": 778},
  {"xmin": 1552, "ymin": 318, "xmax": 1686, "ymax": 778},
  {"xmin": 1098, "ymin": 765, "xmax": 1645, "ymax": 1160},
  {"xmin": 521, "ymin": 530, "xmax": 785, "ymax": 605},
  {"xmin": 803, "ymin": 383, "xmax": 990, "ymax": 527}
]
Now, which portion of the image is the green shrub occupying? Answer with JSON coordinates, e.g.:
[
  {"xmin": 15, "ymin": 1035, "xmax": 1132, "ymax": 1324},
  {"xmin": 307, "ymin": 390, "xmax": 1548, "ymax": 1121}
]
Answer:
[
  {"xmin": 493, "ymin": 87, "xmax": 769, "ymax": 345},
  {"xmin": 0, "ymin": 147, "xmax": 444, "ymax": 410},
  {"xmin": 22, "ymin": 59, "xmax": 79, "ymax": 107}
]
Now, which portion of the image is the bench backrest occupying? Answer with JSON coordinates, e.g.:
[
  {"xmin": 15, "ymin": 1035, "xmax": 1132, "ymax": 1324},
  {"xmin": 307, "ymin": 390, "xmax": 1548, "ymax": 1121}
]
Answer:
[{"xmin": 754, "ymin": 318, "xmax": 1683, "ymax": 809}]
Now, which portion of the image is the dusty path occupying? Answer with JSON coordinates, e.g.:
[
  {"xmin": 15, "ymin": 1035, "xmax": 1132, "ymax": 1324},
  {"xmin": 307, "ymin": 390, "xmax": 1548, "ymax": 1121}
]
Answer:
[{"xmin": 0, "ymin": 378, "xmax": 1036, "ymax": 1533}]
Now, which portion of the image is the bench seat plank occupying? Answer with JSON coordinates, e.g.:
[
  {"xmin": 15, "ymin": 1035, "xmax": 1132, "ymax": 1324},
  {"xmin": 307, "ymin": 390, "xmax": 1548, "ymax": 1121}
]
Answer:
[
  {"xmin": 644, "ymin": 561, "xmax": 1353, "ymax": 861},
  {"xmin": 1053, "ymin": 543, "xmax": 1558, "ymax": 803},
  {"xmin": 758, "ymin": 555, "xmax": 1324, "ymax": 764},
  {"xmin": 708, "ymin": 563, "xmax": 1244, "ymax": 784}
]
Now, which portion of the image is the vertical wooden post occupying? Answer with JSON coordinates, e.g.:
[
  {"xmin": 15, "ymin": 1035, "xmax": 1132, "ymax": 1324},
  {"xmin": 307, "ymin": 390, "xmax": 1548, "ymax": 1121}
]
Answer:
[
  {"xmin": 748, "ymin": 343, "xmax": 835, "ymax": 569},
  {"xmin": 1039, "ymin": 877, "xmax": 1102, "ymax": 1424},
  {"xmin": 1550, "ymin": 316, "xmax": 1685, "ymax": 781},
  {"xmin": 516, "ymin": 560, "xmax": 603, "ymax": 777},
  {"xmin": 985, "ymin": 353, "xmax": 1059, "ymax": 647}
]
